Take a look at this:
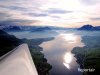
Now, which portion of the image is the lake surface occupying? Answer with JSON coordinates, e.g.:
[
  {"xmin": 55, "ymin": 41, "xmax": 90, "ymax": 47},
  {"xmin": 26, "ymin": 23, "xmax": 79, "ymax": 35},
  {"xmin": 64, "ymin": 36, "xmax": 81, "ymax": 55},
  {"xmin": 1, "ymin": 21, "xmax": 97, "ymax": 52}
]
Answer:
[
  {"xmin": 8, "ymin": 29, "xmax": 100, "ymax": 75},
  {"xmin": 40, "ymin": 33, "xmax": 85, "ymax": 75}
]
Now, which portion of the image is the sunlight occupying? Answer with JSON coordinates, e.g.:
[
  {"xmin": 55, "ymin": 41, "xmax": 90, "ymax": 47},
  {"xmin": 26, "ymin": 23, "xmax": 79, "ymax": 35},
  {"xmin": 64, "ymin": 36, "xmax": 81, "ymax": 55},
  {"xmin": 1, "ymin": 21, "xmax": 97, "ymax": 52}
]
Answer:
[
  {"xmin": 63, "ymin": 63, "xmax": 70, "ymax": 69},
  {"xmin": 61, "ymin": 33, "xmax": 77, "ymax": 43},
  {"xmin": 50, "ymin": 0, "xmax": 80, "ymax": 10},
  {"xmin": 41, "ymin": 0, "xmax": 81, "ymax": 11},
  {"xmin": 63, "ymin": 52, "xmax": 72, "ymax": 69},
  {"xmin": 60, "ymin": 0, "xmax": 80, "ymax": 8},
  {"xmin": 64, "ymin": 52, "xmax": 72, "ymax": 64}
]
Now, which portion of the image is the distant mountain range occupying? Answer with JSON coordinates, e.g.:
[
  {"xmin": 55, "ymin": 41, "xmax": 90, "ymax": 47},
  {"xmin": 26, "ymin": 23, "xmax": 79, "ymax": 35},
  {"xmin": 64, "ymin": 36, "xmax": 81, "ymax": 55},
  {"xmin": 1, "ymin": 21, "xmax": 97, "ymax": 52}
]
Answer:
[
  {"xmin": 1, "ymin": 24, "xmax": 100, "ymax": 31},
  {"xmin": 30, "ymin": 27, "xmax": 52, "ymax": 32},
  {"xmin": 0, "ymin": 25, "xmax": 70, "ymax": 32},
  {"xmin": 78, "ymin": 24, "xmax": 100, "ymax": 31},
  {"xmin": 3, "ymin": 26, "xmax": 22, "ymax": 31}
]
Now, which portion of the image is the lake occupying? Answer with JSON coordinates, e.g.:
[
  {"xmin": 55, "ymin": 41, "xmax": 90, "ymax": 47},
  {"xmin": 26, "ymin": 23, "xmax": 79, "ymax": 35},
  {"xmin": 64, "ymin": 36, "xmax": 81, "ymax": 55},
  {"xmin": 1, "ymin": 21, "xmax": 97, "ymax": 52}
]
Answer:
[{"xmin": 8, "ymin": 29, "xmax": 100, "ymax": 75}]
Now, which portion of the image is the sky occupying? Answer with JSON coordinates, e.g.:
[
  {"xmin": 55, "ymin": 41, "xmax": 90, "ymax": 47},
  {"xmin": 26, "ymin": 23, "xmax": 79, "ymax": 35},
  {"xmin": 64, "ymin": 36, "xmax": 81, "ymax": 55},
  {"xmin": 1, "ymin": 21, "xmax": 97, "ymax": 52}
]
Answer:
[{"xmin": 0, "ymin": 0, "xmax": 100, "ymax": 28}]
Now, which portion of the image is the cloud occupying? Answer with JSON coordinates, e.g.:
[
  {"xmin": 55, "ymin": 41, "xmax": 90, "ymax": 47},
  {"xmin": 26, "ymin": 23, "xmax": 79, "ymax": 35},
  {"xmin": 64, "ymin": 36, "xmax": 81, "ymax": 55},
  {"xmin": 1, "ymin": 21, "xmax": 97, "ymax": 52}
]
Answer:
[
  {"xmin": 0, "ymin": 19, "xmax": 41, "ymax": 26},
  {"xmin": 80, "ymin": 0, "xmax": 100, "ymax": 5},
  {"xmin": 7, "ymin": 6, "xmax": 28, "ymax": 11},
  {"xmin": 51, "ymin": 16, "xmax": 61, "ymax": 19},
  {"xmin": 0, "ymin": 5, "xmax": 28, "ymax": 12},
  {"xmin": 47, "ymin": 8, "xmax": 72, "ymax": 14},
  {"xmin": 27, "ymin": 13, "xmax": 48, "ymax": 17},
  {"xmin": 90, "ymin": 17, "xmax": 100, "ymax": 21},
  {"xmin": 0, "ymin": 0, "xmax": 100, "ymax": 27},
  {"xmin": 0, "ymin": 12, "xmax": 11, "ymax": 21},
  {"xmin": 0, "ymin": 12, "xmax": 10, "ymax": 17},
  {"xmin": 0, "ymin": 0, "xmax": 12, "ymax": 1}
]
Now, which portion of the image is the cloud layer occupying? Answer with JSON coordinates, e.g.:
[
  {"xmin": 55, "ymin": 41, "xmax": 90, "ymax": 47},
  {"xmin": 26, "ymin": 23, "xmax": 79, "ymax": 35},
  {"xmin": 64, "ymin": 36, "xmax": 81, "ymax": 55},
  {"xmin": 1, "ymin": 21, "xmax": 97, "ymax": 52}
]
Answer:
[{"xmin": 0, "ymin": 0, "xmax": 100, "ymax": 27}]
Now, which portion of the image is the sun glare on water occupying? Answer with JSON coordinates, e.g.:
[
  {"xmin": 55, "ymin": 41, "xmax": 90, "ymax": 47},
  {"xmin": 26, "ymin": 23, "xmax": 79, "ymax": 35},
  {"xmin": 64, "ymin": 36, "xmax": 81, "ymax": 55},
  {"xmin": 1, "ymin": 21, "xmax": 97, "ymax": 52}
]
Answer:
[
  {"xmin": 63, "ymin": 52, "xmax": 73, "ymax": 69},
  {"xmin": 61, "ymin": 33, "xmax": 77, "ymax": 43},
  {"xmin": 61, "ymin": 33, "xmax": 78, "ymax": 69},
  {"xmin": 64, "ymin": 52, "xmax": 72, "ymax": 64}
]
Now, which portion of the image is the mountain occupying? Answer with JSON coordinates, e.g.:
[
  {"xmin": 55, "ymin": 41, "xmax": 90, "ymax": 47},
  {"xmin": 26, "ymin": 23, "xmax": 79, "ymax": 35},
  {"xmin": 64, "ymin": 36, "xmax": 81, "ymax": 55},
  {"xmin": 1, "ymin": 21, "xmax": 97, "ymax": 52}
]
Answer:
[
  {"xmin": 78, "ymin": 24, "xmax": 100, "ymax": 31},
  {"xmin": 31, "ymin": 26, "xmax": 52, "ymax": 32},
  {"xmin": 94, "ymin": 26, "xmax": 100, "ymax": 30},
  {"xmin": 3, "ymin": 26, "xmax": 22, "ymax": 32},
  {"xmin": 0, "ymin": 30, "xmax": 22, "ymax": 56}
]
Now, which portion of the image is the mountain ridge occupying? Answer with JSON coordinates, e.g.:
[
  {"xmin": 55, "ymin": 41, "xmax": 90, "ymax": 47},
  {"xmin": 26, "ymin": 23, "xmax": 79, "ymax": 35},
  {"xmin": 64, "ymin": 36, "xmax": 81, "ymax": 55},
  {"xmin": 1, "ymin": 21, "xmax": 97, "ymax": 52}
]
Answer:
[{"xmin": 78, "ymin": 24, "xmax": 100, "ymax": 31}]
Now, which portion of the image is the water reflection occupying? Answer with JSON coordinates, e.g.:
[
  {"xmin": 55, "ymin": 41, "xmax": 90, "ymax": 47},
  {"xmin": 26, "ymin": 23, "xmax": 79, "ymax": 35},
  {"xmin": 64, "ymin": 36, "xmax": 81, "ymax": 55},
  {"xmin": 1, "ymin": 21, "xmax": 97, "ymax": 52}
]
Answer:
[
  {"xmin": 63, "ymin": 52, "xmax": 72, "ymax": 69},
  {"xmin": 62, "ymin": 33, "xmax": 77, "ymax": 43},
  {"xmin": 62, "ymin": 33, "xmax": 85, "ymax": 69},
  {"xmin": 40, "ymin": 33, "xmax": 85, "ymax": 75},
  {"xmin": 64, "ymin": 52, "xmax": 72, "ymax": 64}
]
